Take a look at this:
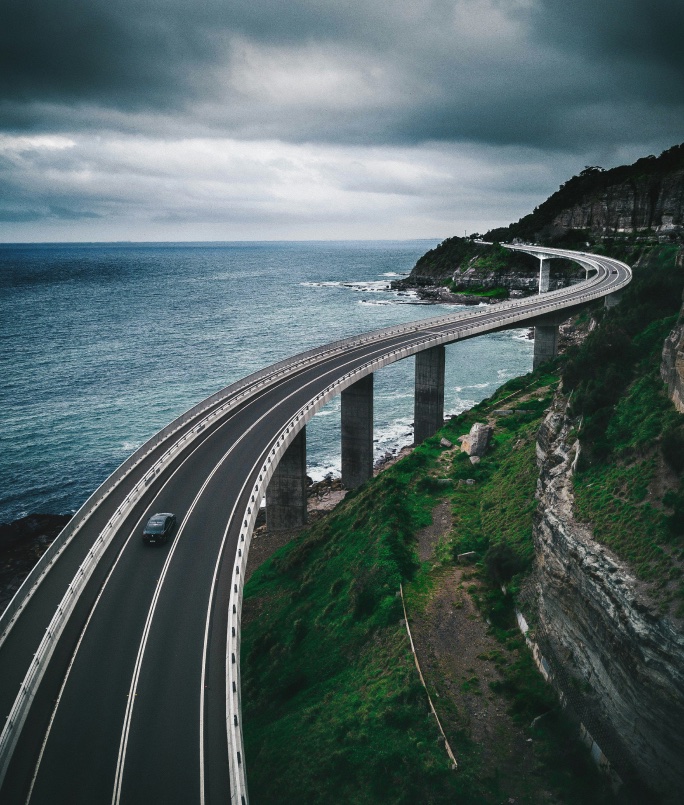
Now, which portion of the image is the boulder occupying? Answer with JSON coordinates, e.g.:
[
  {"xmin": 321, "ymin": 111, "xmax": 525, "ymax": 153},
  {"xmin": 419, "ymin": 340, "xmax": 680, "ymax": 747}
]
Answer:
[{"xmin": 460, "ymin": 422, "xmax": 492, "ymax": 457}]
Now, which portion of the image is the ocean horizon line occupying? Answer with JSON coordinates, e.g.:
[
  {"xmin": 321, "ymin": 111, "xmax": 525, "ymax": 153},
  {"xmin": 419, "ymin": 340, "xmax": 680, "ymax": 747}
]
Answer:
[{"xmin": 0, "ymin": 237, "xmax": 444, "ymax": 248}]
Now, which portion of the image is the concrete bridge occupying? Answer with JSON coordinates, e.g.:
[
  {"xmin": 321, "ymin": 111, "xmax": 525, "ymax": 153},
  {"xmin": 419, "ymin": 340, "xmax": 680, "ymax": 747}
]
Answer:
[{"xmin": 0, "ymin": 245, "xmax": 631, "ymax": 804}]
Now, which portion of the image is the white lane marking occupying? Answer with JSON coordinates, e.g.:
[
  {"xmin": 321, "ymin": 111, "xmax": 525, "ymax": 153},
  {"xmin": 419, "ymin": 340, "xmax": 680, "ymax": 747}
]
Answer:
[
  {"xmin": 26, "ymin": 328, "xmax": 415, "ymax": 805},
  {"xmin": 195, "ymin": 262, "xmax": 617, "ymax": 797},
  {"xmin": 29, "ymin": 247, "xmax": 626, "ymax": 804},
  {"xmin": 24, "ymin": 396, "xmax": 261, "ymax": 803},
  {"xmin": 25, "ymin": 507, "xmax": 152, "ymax": 804},
  {"xmin": 114, "ymin": 357, "xmax": 371, "ymax": 804}
]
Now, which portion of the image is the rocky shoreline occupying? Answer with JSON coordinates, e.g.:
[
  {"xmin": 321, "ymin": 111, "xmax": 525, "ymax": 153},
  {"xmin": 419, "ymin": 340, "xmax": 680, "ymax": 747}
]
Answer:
[{"xmin": 0, "ymin": 513, "xmax": 71, "ymax": 610}]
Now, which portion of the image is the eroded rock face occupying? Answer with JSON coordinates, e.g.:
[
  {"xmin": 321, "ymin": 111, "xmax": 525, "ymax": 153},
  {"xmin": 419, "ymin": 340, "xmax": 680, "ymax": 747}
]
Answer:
[
  {"xmin": 661, "ymin": 318, "xmax": 684, "ymax": 414},
  {"xmin": 532, "ymin": 397, "xmax": 684, "ymax": 799},
  {"xmin": 551, "ymin": 169, "xmax": 684, "ymax": 234},
  {"xmin": 451, "ymin": 265, "xmax": 580, "ymax": 294}
]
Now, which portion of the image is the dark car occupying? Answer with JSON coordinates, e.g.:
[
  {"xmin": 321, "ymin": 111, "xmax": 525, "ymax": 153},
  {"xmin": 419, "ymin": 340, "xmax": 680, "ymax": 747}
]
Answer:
[{"xmin": 142, "ymin": 512, "xmax": 176, "ymax": 545}]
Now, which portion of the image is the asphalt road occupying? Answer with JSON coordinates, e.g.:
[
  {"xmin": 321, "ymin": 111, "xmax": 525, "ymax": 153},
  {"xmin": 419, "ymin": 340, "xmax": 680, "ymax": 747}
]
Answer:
[{"xmin": 0, "ymin": 247, "xmax": 631, "ymax": 803}]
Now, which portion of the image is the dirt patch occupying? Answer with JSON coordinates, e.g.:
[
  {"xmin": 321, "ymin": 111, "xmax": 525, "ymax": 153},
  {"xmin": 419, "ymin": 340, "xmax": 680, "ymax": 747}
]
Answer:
[
  {"xmin": 406, "ymin": 503, "xmax": 543, "ymax": 799},
  {"xmin": 416, "ymin": 500, "xmax": 452, "ymax": 563},
  {"xmin": 409, "ymin": 569, "xmax": 535, "ymax": 777}
]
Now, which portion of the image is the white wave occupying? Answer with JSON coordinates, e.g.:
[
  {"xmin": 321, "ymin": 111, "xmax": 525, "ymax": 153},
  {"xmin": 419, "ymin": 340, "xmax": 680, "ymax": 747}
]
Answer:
[
  {"xmin": 307, "ymin": 461, "xmax": 341, "ymax": 483},
  {"xmin": 372, "ymin": 418, "xmax": 414, "ymax": 458},
  {"xmin": 453, "ymin": 382, "xmax": 490, "ymax": 392},
  {"xmin": 120, "ymin": 440, "xmax": 141, "ymax": 452},
  {"xmin": 380, "ymin": 272, "xmax": 405, "ymax": 277},
  {"xmin": 341, "ymin": 281, "xmax": 392, "ymax": 292},
  {"xmin": 380, "ymin": 389, "xmax": 413, "ymax": 401},
  {"xmin": 446, "ymin": 399, "xmax": 477, "ymax": 415},
  {"xmin": 511, "ymin": 330, "xmax": 534, "ymax": 342}
]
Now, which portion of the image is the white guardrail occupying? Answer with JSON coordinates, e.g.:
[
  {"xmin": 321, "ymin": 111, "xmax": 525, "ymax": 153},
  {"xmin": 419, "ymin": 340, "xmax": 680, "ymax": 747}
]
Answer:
[
  {"xmin": 0, "ymin": 247, "xmax": 632, "ymax": 799},
  {"xmin": 225, "ymin": 251, "xmax": 632, "ymax": 803}
]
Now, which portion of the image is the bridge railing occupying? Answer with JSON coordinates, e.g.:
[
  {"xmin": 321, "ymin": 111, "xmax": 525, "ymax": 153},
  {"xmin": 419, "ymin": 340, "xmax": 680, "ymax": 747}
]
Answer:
[
  {"xmin": 0, "ymin": 248, "xmax": 623, "ymax": 645},
  {"xmin": 224, "ymin": 250, "xmax": 632, "ymax": 802},
  {"xmin": 0, "ymin": 246, "xmax": 631, "ymax": 799}
]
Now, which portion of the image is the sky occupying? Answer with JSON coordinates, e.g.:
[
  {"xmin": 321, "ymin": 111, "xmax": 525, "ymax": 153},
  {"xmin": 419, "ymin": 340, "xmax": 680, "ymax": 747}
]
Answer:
[{"xmin": 1, "ymin": 0, "xmax": 682, "ymax": 242}]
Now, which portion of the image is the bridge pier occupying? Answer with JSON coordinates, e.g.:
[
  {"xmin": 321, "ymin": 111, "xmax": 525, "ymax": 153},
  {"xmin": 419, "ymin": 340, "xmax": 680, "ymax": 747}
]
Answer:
[
  {"xmin": 605, "ymin": 290, "xmax": 622, "ymax": 309},
  {"xmin": 414, "ymin": 345, "xmax": 445, "ymax": 445},
  {"xmin": 341, "ymin": 374, "xmax": 374, "ymax": 489},
  {"xmin": 538, "ymin": 258, "xmax": 551, "ymax": 293},
  {"xmin": 534, "ymin": 325, "xmax": 558, "ymax": 368},
  {"xmin": 266, "ymin": 427, "xmax": 308, "ymax": 530},
  {"xmin": 532, "ymin": 311, "xmax": 567, "ymax": 369}
]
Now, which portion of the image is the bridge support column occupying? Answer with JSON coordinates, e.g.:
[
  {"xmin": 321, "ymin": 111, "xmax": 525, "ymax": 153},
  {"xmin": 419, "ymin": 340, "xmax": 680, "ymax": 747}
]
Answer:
[
  {"xmin": 266, "ymin": 427, "xmax": 307, "ymax": 531},
  {"xmin": 341, "ymin": 374, "xmax": 374, "ymax": 489},
  {"xmin": 538, "ymin": 258, "xmax": 551, "ymax": 293},
  {"xmin": 414, "ymin": 345, "xmax": 445, "ymax": 445},
  {"xmin": 534, "ymin": 325, "xmax": 559, "ymax": 369},
  {"xmin": 605, "ymin": 290, "xmax": 622, "ymax": 309}
]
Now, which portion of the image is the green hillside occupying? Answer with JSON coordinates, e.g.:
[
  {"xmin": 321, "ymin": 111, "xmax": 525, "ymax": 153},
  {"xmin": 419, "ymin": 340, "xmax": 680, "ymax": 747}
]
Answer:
[{"xmin": 241, "ymin": 367, "xmax": 619, "ymax": 804}]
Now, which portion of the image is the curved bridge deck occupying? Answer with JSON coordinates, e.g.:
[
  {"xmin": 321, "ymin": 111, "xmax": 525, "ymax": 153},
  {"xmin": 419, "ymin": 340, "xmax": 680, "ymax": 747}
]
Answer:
[{"xmin": 0, "ymin": 246, "xmax": 631, "ymax": 804}]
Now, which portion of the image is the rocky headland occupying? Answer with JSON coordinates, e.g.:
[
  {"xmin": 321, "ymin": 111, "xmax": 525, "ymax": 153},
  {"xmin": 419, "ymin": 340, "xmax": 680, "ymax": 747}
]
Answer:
[
  {"xmin": 394, "ymin": 143, "xmax": 684, "ymax": 303},
  {"xmin": 488, "ymin": 143, "xmax": 684, "ymax": 244}
]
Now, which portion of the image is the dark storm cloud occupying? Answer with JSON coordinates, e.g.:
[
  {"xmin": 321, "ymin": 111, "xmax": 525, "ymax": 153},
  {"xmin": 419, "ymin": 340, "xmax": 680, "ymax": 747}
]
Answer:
[
  {"xmin": 1, "ymin": 0, "xmax": 682, "ymax": 242},
  {"xmin": 1, "ymin": 0, "xmax": 682, "ymax": 152},
  {"xmin": 534, "ymin": 0, "xmax": 684, "ymax": 77}
]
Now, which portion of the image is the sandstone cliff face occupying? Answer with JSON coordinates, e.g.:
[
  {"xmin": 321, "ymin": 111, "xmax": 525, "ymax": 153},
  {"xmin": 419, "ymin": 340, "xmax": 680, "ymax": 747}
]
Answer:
[
  {"xmin": 531, "ymin": 397, "xmax": 684, "ymax": 799},
  {"xmin": 661, "ymin": 269, "xmax": 684, "ymax": 413},
  {"xmin": 451, "ymin": 263, "xmax": 581, "ymax": 294},
  {"xmin": 552, "ymin": 169, "xmax": 684, "ymax": 234},
  {"xmin": 661, "ymin": 321, "xmax": 684, "ymax": 413}
]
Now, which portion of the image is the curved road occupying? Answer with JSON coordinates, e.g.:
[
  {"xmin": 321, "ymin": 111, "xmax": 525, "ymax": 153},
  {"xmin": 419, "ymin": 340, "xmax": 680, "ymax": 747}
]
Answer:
[{"xmin": 0, "ymin": 246, "xmax": 631, "ymax": 804}]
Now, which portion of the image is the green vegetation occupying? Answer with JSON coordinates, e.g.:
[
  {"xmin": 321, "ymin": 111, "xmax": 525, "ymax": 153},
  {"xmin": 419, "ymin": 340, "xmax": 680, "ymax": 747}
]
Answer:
[
  {"xmin": 411, "ymin": 235, "xmax": 480, "ymax": 279},
  {"xmin": 486, "ymin": 143, "xmax": 684, "ymax": 244},
  {"xmin": 460, "ymin": 243, "xmax": 517, "ymax": 273},
  {"xmin": 409, "ymin": 237, "xmax": 533, "ymax": 286},
  {"xmin": 559, "ymin": 244, "xmax": 684, "ymax": 612},
  {"xmin": 242, "ymin": 368, "xmax": 616, "ymax": 803},
  {"xmin": 446, "ymin": 281, "xmax": 509, "ymax": 299},
  {"xmin": 242, "ymin": 222, "xmax": 684, "ymax": 801}
]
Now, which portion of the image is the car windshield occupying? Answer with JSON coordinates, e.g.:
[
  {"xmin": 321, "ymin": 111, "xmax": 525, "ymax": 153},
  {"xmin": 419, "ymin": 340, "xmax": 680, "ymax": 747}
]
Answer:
[{"xmin": 146, "ymin": 521, "xmax": 166, "ymax": 533}]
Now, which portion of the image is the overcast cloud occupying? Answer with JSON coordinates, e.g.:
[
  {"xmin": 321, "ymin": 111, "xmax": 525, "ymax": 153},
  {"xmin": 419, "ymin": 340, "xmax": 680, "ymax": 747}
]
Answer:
[{"xmin": 1, "ymin": 0, "xmax": 682, "ymax": 241}]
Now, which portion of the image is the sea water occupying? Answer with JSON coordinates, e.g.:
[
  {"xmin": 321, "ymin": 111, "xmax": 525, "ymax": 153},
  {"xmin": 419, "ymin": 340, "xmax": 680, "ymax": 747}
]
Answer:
[{"xmin": 0, "ymin": 241, "xmax": 533, "ymax": 523}]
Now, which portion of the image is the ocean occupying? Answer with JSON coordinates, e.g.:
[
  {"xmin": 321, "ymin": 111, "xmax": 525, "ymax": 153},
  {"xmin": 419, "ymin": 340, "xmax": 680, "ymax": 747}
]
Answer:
[{"xmin": 0, "ymin": 241, "xmax": 533, "ymax": 524}]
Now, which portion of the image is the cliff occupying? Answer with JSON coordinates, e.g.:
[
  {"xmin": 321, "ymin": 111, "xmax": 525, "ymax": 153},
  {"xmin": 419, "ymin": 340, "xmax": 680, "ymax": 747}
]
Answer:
[
  {"xmin": 487, "ymin": 143, "xmax": 684, "ymax": 244},
  {"xmin": 530, "ymin": 396, "xmax": 684, "ymax": 798},
  {"xmin": 661, "ymin": 316, "xmax": 684, "ymax": 413},
  {"xmin": 526, "ymin": 241, "xmax": 684, "ymax": 800},
  {"xmin": 661, "ymin": 252, "xmax": 684, "ymax": 413},
  {"xmin": 393, "ymin": 239, "xmax": 581, "ymax": 295},
  {"xmin": 398, "ymin": 143, "xmax": 684, "ymax": 292}
]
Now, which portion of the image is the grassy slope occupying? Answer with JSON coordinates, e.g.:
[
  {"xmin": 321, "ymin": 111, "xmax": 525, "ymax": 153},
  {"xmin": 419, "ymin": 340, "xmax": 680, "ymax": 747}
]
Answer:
[
  {"xmin": 241, "ymin": 370, "xmax": 615, "ymax": 804},
  {"xmin": 563, "ymin": 244, "xmax": 684, "ymax": 614},
  {"xmin": 241, "ymin": 238, "xmax": 684, "ymax": 802}
]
